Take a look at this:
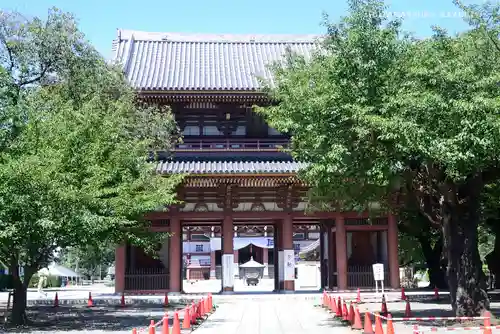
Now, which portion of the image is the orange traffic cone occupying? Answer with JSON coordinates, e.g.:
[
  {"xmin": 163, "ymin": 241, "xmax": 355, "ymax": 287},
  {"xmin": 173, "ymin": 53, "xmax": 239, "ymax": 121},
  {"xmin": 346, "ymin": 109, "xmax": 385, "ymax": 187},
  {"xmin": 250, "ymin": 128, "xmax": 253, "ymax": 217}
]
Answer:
[
  {"xmin": 484, "ymin": 311, "xmax": 492, "ymax": 334},
  {"xmin": 190, "ymin": 303, "xmax": 196, "ymax": 324},
  {"xmin": 121, "ymin": 293, "xmax": 125, "ymax": 308},
  {"xmin": 348, "ymin": 303, "xmax": 355, "ymax": 324},
  {"xmin": 182, "ymin": 307, "xmax": 190, "ymax": 329},
  {"xmin": 202, "ymin": 298, "xmax": 208, "ymax": 315},
  {"xmin": 342, "ymin": 301, "xmax": 348, "ymax": 321},
  {"xmin": 380, "ymin": 295, "xmax": 388, "ymax": 316},
  {"xmin": 323, "ymin": 291, "xmax": 327, "ymax": 307},
  {"xmin": 363, "ymin": 312, "xmax": 374, "ymax": 334},
  {"xmin": 148, "ymin": 319, "xmax": 156, "ymax": 334},
  {"xmin": 331, "ymin": 296, "xmax": 337, "ymax": 314},
  {"xmin": 209, "ymin": 293, "xmax": 213, "ymax": 311},
  {"xmin": 434, "ymin": 287, "xmax": 439, "ymax": 301},
  {"xmin": 336, "ymin": 297, "xmax": 342, "ymax": 317},
  {"xmin": 161, "ymin": 313, "xmax": 169, "ymax": 334},
  {"xmin": 374, "ymin": 313, "xmax": 384, "ymax": 334},
  {"xmin": 401, "ymin": 287, "xmax": 406, "ymax": 301},
  {"xmin": 387, "ymin": 314, "xmax": 395, "ymax": 334},
  {"xmin": 172, "ymin": 312, "xmax": 181, "ymax": 334},
  {"xmin": 404, "ymin": 299, "xmax": 412, "ymax": 317},
  {"xmin": 88, "ymin": 292, "xmax": 94, "ymax": 307},
  {"xmin": 131, "ymin": 328, "xmax": 137, "ymax": 334},
  {"xmin": 356, "ymin": 288, "xmax": 361, "ymax": 303},
  {"xmin": 352, "ymin": 307, "xmax": 363, "ymax": 330},
  {"xmin": 198, "ymin": 299, "xmax": 203, "ymax": 317},
  {"xmin": 53, "ymin": 292, "xmax": 59, "ymax": 308},
  {"xmin": 164, "ymin": 293, "xmax": 169, "ymax": 307}
]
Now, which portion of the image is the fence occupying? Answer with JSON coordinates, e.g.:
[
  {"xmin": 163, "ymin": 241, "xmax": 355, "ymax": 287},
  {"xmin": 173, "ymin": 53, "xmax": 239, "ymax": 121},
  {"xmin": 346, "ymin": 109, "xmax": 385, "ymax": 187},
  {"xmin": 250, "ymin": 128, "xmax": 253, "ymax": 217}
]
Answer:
[
  {"xmin": 347, "ymin": 265, "xmax": 389, "ymax": 288},
  {"xmin": 124, "ymin": 269, "xmax": 169, "ymax": 291}
]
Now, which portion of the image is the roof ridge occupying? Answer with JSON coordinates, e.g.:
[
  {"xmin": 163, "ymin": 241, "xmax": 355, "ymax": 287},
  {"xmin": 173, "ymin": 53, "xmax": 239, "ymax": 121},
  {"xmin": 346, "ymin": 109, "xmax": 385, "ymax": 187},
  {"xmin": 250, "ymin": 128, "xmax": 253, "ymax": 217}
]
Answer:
[{"xmin": 115, "ymin": 29, "xmax": 320, "ymax": 43}]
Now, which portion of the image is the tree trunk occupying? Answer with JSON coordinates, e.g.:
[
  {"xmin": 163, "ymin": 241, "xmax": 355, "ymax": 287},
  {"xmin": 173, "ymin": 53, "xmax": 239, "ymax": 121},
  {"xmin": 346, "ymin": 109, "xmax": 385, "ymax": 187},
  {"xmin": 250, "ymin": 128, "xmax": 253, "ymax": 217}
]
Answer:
[
  {"xmin": 442, "ymin": 191, "xmax": 489, "ymax": 316},
  {"xmin": 10, "ymin": 279, "xmax": 28, "ymax": 325},
  {"xmin": 421, "ymin": 236, "xmax": 447, "ymax": 289},
  {"xmin": 9, "ymin": 262, "xmax": 35, "ymax": 326}
]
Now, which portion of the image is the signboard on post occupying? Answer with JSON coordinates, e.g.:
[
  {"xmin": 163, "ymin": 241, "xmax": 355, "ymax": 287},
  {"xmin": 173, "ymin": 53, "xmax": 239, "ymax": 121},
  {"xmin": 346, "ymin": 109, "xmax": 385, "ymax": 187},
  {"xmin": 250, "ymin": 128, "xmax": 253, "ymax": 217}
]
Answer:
[{"xmin": 372, "ymin": 263, "xmax": 385, "ymax": 295}]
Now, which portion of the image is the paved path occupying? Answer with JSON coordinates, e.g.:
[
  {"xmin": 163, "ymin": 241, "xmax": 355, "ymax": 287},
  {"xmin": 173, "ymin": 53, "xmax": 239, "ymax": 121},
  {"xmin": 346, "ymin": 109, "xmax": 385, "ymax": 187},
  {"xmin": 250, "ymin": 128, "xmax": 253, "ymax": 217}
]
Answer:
[{"xmin": 195, "ymin": 298, "xmax": 351, "ymax": 334}]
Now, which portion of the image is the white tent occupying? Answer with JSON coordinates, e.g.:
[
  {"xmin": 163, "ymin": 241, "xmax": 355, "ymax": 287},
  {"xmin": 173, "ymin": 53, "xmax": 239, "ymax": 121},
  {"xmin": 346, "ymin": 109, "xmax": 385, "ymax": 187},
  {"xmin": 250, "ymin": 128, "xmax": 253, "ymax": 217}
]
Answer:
[{"xmin": 38, "ymin": 264, "xmax": 81, "ymax": 278}]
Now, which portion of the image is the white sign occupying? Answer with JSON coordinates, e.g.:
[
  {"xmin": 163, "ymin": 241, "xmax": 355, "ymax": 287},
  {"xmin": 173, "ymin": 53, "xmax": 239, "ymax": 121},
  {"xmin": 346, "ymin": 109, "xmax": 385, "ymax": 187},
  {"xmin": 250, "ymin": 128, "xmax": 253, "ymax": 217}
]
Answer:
[
  {"xmin": 283, "ymin": 249, "xmax": 295, "ymax": 281},
  {"xmin": 372, "ymin": 263, "xmax": 384, "ymax": 281},
  {"xmin": 372, "ymin": 263, "xmax": 385, "ymax": 296},
  {"xmin": 222, "ymin": 254, "xmax": 234, "ymax": 288}
]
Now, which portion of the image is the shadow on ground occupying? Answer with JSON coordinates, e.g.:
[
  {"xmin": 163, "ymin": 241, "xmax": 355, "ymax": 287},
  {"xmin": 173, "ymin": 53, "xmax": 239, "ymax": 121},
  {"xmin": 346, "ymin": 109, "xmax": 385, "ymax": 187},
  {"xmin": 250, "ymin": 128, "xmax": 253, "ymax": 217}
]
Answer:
[
  {"xmin": 0, "ymin": 304, "xmax": 190, "ymax": 333},
  {"xmin": 363, "ymin": 301, "xmax": 500, "ymax": 328}
]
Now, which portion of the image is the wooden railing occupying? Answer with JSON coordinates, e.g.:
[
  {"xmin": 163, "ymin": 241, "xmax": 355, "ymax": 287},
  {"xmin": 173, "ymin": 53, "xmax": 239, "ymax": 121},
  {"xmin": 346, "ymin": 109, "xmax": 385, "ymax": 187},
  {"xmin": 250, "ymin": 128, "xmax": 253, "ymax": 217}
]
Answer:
[
  {"xmin": 347, "ymin": 265, "xmax": 389, "ymax": 288},
  {"xmin": 174, "ymin": 138, "xmax": 289, "ymax": 152},
  {"xmin": 124, "ymin": 268, "xmax": 169, "ymax": 291}
]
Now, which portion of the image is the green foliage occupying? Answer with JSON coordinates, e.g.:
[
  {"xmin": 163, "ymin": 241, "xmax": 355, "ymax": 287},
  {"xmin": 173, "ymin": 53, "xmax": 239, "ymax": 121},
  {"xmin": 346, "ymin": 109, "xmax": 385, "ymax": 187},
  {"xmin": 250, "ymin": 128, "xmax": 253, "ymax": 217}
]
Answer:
[
  {"xmin": 0, "ymin": 8, "xmax": 182, "ymax": 323},
  {"xmin": 57, "ymin": 244, "xmax": 115, "ymax": 278},
  {"xmin": 398, "ymin": 232, "xmax": 425, "ymax": 267},
  {"xmin": 258, "ymin": 0, "xmax": 500, "ymax": 315}
]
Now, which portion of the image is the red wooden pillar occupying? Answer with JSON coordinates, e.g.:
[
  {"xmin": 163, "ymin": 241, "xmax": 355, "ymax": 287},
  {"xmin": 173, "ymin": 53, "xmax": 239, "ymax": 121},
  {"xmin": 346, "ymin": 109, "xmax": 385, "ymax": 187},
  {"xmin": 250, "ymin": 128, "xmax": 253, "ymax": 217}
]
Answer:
[
  {"xmin": 327, "ymin": 221, "xmax": 336, "ymax": 289},
  {"xmin": 233, "ymin": 249, "xmax": 239, "ymax": 278},
  {"xmin": 114, "ymin": 245, "xmax": 126, "ymax": 293},
  {"xmin": 276, "ymin": 221, "xmax": 284, "ymax": 290},
  {"xmin": 282, "ymin": 215, "xmax": 295, "ymax": 291},
  {"xmin": 169, "ymin": 216, "xmax": 181, "ymax": 293},
  {"xmin": 222, "ymin": 215, "xmax": 234, "ymax": 292},
  {"xmin": 335, "ymin": 214, "xmax": 348, "ymax": 290},
  {"xmin": 388, "ymin": 214, "xmax": 400, "ymax": 288}
]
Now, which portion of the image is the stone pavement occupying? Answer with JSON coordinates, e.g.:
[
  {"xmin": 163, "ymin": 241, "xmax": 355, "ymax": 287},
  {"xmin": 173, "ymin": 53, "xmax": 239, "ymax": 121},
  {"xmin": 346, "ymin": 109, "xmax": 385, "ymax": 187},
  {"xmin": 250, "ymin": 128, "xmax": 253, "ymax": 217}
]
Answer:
[{"xmin": 194, "ymin": 297, "xmax": 352, "ymax": 334}]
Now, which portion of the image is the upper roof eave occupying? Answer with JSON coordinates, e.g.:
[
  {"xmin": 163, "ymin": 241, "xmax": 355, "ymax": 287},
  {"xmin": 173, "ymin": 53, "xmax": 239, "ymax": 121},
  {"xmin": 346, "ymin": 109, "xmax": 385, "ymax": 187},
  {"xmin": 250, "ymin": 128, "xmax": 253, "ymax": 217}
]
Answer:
[{"xmin": 115, "ymin": 29, "xmax": 322, "ymax": 43}]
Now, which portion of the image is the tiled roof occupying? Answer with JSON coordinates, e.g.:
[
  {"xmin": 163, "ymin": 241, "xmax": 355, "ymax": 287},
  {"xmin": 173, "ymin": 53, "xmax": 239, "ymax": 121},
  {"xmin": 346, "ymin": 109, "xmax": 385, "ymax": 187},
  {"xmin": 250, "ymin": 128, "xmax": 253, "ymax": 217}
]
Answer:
[
  {"xmin": 112, "ymin": 30, "xmax": 320, "ymax": 91},
  {"xmin": 156, "ymin": 160, "xmax": 307, "ymax": 174}
]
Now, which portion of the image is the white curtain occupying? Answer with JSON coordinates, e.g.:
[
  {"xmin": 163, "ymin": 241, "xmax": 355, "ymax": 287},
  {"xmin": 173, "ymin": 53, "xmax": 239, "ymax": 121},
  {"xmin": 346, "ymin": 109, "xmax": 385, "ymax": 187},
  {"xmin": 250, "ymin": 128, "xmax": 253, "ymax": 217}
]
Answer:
[{"xmin": 210, "ymin": 237, "xmax": 274, "ymax": 251}]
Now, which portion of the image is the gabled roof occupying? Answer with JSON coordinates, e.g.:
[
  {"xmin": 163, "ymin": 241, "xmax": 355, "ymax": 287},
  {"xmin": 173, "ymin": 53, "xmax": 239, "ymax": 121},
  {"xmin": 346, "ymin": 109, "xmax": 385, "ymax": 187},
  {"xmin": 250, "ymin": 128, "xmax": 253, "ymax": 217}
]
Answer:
[{"xmin": 112, "ymin": 29, "xmax": 320, "ymax": 92}]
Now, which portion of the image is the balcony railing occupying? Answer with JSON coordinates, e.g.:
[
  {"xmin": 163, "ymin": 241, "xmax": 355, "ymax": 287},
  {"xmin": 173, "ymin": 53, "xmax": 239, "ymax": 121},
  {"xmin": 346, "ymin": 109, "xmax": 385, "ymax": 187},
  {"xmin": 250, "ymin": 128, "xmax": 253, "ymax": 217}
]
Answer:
[{"xmin": 173, "ymin": 138, "xmax": 289, "ymax": 152}]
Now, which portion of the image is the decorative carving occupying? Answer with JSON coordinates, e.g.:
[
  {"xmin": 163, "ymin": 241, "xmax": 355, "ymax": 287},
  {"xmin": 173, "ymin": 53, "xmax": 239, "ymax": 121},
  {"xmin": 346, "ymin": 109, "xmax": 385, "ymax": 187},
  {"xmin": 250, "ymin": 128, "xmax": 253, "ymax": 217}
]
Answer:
[
  {"xmin": 276, "ymin": 184, "xmax": 294, "ymax": 211},
  {"xmin": 216, "ymin": 184, "xmax": 239, "ymax": 210},
  {"xmin": 193, "ymin": 203, "xmax": 209, "ymax": 212},
  {"xmin": 250, "ymin": 202, "xmax": 266, "ymax": 211}
]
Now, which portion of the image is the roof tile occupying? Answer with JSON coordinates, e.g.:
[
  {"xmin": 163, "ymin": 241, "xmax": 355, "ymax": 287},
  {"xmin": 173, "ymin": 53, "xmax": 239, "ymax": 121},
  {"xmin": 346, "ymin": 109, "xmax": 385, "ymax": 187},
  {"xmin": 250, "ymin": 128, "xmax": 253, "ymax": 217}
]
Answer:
[
  {"xmin": 156, "ymin": 160, "xmax": 307, "ymax": 174},
  {"xmin": 112, "ymin": 30, "xmax": 319, "ymax": 91}
]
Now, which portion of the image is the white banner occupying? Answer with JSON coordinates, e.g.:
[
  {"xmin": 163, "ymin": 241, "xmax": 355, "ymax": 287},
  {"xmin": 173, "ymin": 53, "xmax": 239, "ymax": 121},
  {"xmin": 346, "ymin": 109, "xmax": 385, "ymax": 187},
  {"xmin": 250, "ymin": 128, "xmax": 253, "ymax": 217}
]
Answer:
[
  {"xmin": 222, "ymin": 254, "xmax": 234, "ymax": 288},
  {"xmin": 283, "ymin": 249, "xmax": 295, "ymax": 281}
]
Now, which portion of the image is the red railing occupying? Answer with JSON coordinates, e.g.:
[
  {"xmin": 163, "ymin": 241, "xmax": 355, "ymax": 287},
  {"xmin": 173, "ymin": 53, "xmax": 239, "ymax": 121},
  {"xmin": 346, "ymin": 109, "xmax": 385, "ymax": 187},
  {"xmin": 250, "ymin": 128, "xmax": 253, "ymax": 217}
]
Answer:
[{"xmin": 174, "ymin": 138, "xmax": 289, "ymax": 151}]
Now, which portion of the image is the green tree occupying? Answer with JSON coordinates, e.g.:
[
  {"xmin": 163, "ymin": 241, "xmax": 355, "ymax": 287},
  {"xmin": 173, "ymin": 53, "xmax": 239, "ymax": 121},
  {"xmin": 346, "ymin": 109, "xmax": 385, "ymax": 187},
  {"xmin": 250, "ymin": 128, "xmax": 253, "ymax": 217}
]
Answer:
[
  {"xmin": 257, "ymin": 0, "xmax": 500, "ymax": 316},
  {"xmin": 58, "ymin": 244, "xmax": 115, "ymax": 280},
  {"xmin": 0, "ymin": 8, "xmax": 182, "ymax": 324}
]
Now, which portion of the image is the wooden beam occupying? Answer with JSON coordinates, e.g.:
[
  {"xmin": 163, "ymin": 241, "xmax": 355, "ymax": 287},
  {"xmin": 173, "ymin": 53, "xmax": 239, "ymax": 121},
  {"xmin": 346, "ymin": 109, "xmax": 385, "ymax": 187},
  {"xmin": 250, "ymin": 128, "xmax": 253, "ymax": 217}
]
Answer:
[{"xmin": 145, "ymin": 210, "xmax": 375, "ymax": 220}]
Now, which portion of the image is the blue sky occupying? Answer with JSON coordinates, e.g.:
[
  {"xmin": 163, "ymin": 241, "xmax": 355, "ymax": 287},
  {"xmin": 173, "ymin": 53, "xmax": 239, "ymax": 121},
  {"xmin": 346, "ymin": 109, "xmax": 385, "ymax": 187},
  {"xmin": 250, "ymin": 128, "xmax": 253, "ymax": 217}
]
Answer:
[{"xmin": 3, "ymin": 0, "xmax": 476, "ymax": 57}]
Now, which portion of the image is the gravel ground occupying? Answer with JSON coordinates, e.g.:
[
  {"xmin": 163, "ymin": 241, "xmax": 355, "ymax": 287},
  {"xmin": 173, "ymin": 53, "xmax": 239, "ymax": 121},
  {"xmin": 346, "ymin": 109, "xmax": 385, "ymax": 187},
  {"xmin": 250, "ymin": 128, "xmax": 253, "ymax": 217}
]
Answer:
[
  {"xmin": 353, "ymin": 295, "xmax": 500, "ymax": 334},
  {"xmin": 0, "ymin": 303, "xmax": 193, "ymax": 334},
  {"xmin": 1, "ymin": 293, "xmax": 499, "ymax": 333}
]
